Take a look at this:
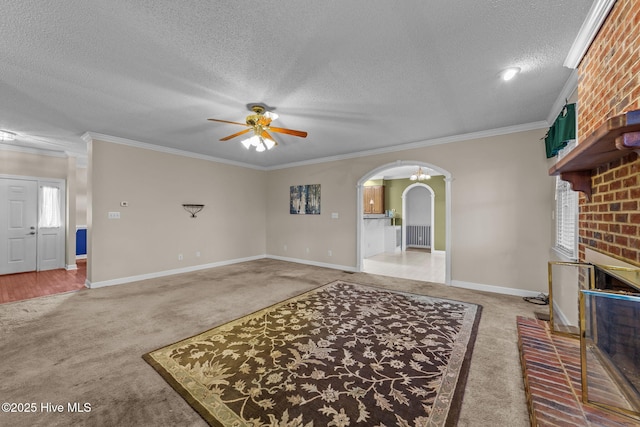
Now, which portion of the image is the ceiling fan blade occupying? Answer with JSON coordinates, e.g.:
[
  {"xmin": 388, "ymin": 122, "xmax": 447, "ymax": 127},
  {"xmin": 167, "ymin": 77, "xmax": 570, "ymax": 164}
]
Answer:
[
  {"xmin": 268, "ymin": 126, "xmax": 308, "ymax": 138},
  {"xmin": 207, "ymin": 118, "xmax": 247, "ymax": 126},
  {"xmin": 261, "ymin": 130, "xmax": 278, "ymax": 146},
  {"xmin": 220, "ymin": 128, "xmax": 251, "ymax": 141}
]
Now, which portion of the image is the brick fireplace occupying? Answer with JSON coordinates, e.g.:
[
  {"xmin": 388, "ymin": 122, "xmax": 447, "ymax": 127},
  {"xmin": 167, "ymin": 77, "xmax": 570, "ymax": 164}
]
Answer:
[
  {"xmin": 573, "ymin": 0, "xmax": 640, "ymax": 413},
  {"xmin": 576, "ymin": 0, "xmax": 640, "ymax": 266},
  {"xmin": 519, "ymin": 2, "xmax": 640, "ymax": 425}
]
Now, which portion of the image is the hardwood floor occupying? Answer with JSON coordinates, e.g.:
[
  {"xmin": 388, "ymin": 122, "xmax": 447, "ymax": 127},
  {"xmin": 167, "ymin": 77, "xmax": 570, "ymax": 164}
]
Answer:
[
  {"xmin": 0, "ymin": 259, "xmax": 86, "ymax": 304},
  {"xmin": 0, "ymin": 251, "xmax": 443, "ymax": 304}
]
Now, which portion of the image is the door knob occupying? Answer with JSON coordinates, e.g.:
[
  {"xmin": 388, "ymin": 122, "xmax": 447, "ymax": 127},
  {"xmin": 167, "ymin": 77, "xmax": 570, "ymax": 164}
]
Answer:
[{"xmin": 27, "ymin": 231, "xmax": 36, "ymax": 235}]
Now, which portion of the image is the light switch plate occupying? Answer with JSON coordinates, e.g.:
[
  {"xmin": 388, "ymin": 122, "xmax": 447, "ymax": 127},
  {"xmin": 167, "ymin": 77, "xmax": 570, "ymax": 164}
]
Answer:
[{"xmin": 108, "ymin": 212, "xmax": 121, "ymax": 219}]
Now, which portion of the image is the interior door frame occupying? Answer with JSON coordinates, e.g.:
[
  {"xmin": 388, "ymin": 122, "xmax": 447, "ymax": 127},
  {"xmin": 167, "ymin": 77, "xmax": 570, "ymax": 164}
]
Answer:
[{"xmin": 0, "ymin": 174, "xmax": 66, "ymax": 272}]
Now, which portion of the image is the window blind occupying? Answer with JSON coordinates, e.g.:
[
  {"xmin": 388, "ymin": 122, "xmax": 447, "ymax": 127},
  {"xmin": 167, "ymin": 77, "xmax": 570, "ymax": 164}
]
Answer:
[{"xmin": 555, "ymin": 141, "xmax": 578, "ymax": 258}]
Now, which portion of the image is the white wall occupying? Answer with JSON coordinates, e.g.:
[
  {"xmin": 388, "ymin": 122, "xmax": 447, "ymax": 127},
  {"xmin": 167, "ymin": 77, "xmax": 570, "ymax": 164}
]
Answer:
[{"xmin": 406, "ymin": 186, "xmax": 431, "ymax": 226}]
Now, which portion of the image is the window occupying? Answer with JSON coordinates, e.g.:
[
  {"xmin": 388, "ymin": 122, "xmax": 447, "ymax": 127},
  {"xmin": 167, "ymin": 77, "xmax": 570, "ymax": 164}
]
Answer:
[
  {"xmin": 39, "ymin": 185, "xmax": 62, "ymax": 228},
  {"xmin": 554, "ymin": 141, "xmax": 578, "ymax": 259}
]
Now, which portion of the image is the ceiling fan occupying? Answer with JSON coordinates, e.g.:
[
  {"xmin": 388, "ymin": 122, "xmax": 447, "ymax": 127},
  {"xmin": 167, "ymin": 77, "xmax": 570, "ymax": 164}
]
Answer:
[{"xmin": 208, "ymin": 104, "xmax": 308, "ymax": 152}]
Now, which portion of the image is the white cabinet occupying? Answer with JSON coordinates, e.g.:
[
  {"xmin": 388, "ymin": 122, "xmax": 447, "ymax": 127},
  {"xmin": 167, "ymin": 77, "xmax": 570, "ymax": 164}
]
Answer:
[
  {"xmin": 363, "ymin": 218, "xmax": 388, "ymax": 257},
  {"xmin": 384, "ymin": 226, "xmax": 401, "ymax": 253}
]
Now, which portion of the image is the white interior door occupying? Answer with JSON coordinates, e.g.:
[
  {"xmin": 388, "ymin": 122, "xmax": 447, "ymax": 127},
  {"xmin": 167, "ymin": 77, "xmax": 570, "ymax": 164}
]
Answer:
[{"xmin": 0, "ymin": 179, "xmax": 38, "ymax": 274}]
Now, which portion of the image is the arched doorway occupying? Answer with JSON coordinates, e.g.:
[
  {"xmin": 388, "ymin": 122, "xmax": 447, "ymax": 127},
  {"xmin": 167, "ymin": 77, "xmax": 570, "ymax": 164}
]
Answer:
[
  {"xmin": 356, "ymin": 161, "xmax": 452, "ymax": 285},
  {"xmin": 402, "ymin": 183, "xmax": 434, "ymax": 252}
]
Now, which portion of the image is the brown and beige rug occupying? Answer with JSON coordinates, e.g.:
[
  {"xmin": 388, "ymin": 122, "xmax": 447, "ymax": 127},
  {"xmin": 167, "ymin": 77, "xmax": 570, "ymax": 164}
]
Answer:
[{"xmin": 143, "ymin": 280, "xmax": 482, "ymax": 426}]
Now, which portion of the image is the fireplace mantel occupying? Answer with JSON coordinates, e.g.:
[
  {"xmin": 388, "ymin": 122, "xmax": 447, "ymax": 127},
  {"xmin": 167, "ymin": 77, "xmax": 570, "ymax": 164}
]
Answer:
[{"xmin": 549, "ymin": 109, "xmax": 640, "ymax": 199}]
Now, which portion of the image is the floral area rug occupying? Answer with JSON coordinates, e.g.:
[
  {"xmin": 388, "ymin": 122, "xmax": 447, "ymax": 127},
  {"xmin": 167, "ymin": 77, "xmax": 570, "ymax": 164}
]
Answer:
[{"xmin": 143, "ymin": 280, "xmax": 482, "ymax": 426}]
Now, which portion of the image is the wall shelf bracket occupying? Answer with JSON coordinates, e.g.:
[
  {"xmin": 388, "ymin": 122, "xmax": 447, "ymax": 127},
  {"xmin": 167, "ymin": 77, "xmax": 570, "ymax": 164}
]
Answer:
[
  {"xmin": 182, "ymin": 204, "xmax": 205, "ymax": 218},
  {"xmin": 560, "ymin": 170, "xmax": 593, "ymax": 200}
]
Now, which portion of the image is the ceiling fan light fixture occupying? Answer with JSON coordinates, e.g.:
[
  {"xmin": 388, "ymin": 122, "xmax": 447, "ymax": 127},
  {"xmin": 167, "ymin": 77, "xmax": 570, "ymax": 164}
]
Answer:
[
  {"xmin": 241, "ymin": 134, "xmax": 276, "ymax": 152},
  {"xmin": 264, "ymin": 111, "xmax": 279, "ymax": 121},
  {"xmin": 500, "ymin": 67, "xmax": 521, "ymax": 81},
  {"xmin": 241, "ymin": 135, "xmax": 258, "ymax": 149},
  {"xmin": 263, "ymin": 137, "xmax": 276, "ymax": 150},
  {"xmin": 209, "ymin": 103, "xmax": 306, "ymax": 152}
]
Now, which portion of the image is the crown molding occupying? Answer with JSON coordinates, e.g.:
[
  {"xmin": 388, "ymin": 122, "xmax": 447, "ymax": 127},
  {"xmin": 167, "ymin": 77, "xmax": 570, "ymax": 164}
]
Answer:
[
  {"xmin": 81, "ymin": 132, "xmax": 266, "ymax": 171},
  {"xmin": 83, "ymin": 120, "xmax": 549, "ymax": 173},
  {"xmin": 0, "ymin": 142, "xmax": 69, "ymax": 158},
  {"xmin": 564, "ymin": 0, "xmax": 616, "ymax": 69},
  {"xmin": 266, "ymin": 121, "xmax": 548, "ymax": 171}
]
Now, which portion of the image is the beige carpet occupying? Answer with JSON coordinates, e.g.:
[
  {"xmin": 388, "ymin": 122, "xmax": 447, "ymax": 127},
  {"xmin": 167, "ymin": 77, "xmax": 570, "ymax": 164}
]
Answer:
[{"xmin": 0, "ymin": 259, "xmax": 539, "ymax": 426}]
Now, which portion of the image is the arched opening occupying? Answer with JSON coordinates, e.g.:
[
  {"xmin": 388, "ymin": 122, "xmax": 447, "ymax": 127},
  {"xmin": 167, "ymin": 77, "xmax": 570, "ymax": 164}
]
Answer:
[
  {"xmin": 402, "ymin": 183, "xmax": 434, "ymax": 252},
  {"xmin": 356, "ymin": 161, "xmax": 452, "ymax": 285}
]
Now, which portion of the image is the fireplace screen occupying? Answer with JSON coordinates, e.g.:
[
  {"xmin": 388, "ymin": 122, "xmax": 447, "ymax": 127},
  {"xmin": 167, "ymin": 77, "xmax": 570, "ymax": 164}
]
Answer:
[
  {"xmin": 580, "ymin": 289, "xmax": 640, "ymax": 420},
  {"xmin": 548, "ymin": 261, "xmax": 594, "ymax": 336}
]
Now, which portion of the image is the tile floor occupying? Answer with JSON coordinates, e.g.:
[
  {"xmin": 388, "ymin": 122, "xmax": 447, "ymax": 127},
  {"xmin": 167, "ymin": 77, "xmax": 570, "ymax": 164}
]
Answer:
[{"xmin": 363, "ymin": 249, "xmax": 446, "ymax": 283}]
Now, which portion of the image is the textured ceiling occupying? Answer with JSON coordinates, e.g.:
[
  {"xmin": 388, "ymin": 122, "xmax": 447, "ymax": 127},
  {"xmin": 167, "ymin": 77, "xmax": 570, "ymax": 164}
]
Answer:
[{"xmin": 0, "ymin": 0, "xmax": 593, "ymax": 169}]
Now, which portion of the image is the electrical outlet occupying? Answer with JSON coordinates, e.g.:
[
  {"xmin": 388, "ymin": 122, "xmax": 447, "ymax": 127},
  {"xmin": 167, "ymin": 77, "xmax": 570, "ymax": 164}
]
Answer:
[
  {"xmin": 283, "ymin": 244, "xmax": 287, "ymax": 251},
  {"xmin": 306, "ymin": 248, "xmax": 310, "ymax": 254},
  {"xmin": 178, "ymin": 254, "xmax": 183, "ymax": 261},
  {"xmin": 196, "ymin": 251, "xmax": 201, "ymax": 257},
  {"xmin": 328, "ymin": 250, "xmax": 332, "ymax": 257}
]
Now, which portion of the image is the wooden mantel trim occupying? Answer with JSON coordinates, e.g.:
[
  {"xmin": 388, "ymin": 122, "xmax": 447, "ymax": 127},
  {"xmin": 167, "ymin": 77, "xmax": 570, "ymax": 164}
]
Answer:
[{"xmin": 549, "ymin": 109, "xmax": 640, "ymax": 200}]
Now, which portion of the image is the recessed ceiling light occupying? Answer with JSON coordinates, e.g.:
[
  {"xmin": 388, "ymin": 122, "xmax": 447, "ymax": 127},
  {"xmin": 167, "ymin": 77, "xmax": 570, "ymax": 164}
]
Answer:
[
  {"xmin": 500, "ymin": 67, "xmax": 521, "ymax": 81},
  {"xmin": 0, "ymin": 130, "xmax": 16, "ymax": 141}
]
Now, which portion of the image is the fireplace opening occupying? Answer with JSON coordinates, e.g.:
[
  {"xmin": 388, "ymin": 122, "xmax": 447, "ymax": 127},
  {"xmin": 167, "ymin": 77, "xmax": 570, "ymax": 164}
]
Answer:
[{"xmin": 581, "ymin": 264, "xmax": 640, "ymax": 419}]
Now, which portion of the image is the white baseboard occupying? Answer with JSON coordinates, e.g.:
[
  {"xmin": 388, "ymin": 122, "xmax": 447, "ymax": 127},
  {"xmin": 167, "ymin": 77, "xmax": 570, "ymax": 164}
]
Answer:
[
  {"xmin": 66, "ymin": 264, "xmax": 78, "ymax": 271},
  {"xmin": 85, "ymin": 255, "xmax": 266, "ymax": 289},
  {"xmin": 76, "ymin": 254, "xmax": 87, "ymax": 260},
  {"xmin": 450, "ymin": 279, "xmax": 542, "ymax": 298},
  {"xmin": 83, "ymin": 255, "xmax": 541, "ymax": 299},
  {"xmin": 266, "ymin": 254, "xmax": 357, "ymax": 273}
]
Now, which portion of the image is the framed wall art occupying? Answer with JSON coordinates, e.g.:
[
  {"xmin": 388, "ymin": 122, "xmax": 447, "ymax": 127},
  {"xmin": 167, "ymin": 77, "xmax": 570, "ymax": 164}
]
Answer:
[{"xmin": 290, "ymin": 184, "xmax": 321, "ymax": 214}]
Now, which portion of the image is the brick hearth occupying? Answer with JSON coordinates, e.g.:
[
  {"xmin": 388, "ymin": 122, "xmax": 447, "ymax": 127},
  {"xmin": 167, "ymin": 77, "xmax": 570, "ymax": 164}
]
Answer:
[{"xmin": 516, "ymin": 316, "xmax": 638, "ymax": 426}]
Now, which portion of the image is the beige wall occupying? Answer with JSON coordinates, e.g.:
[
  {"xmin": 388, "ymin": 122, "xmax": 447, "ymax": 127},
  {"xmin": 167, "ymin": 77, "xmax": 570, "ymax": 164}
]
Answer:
[
  {"xmin": 0, "ymin": 149, "xmax": 68, "ymax": 179},
  {"xmin": 5, "ymin": 127, "xmax": 554, "ymax": 294},
  {"xmin": 76, "ymin": 166, "xmax": 88, "ymax": 226},
  {"xmin": 266, "ymin": 128, "xmax": 553, "ymax": 292},
  {"xmin": 87, "ymin": 140, "xmax": 267, "ymax": 284}
]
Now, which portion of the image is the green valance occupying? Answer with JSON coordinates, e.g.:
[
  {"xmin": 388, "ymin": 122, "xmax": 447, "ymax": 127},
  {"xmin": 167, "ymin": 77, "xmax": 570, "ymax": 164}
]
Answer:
[{"xmin": 545, "ymin": 103, "xmax": 576, "ymax": 158}]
